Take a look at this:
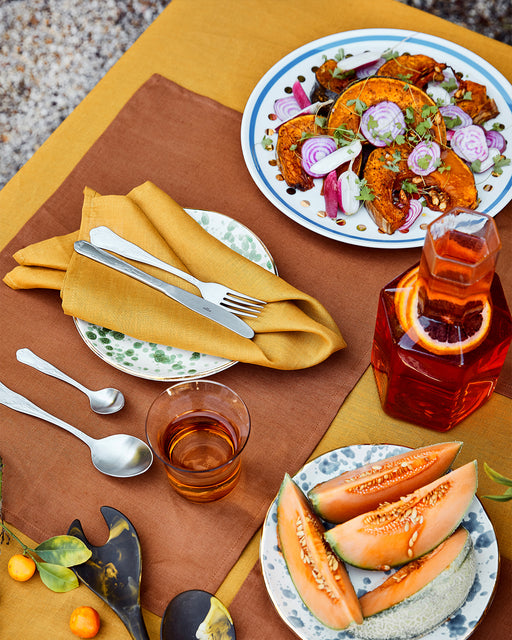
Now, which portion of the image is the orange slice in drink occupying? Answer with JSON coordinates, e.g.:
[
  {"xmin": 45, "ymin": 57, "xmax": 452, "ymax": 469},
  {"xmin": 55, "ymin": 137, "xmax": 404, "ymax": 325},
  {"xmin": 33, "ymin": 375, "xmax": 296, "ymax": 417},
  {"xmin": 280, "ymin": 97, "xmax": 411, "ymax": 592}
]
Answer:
[{"xmin": 395, "ymin": 266, "xmax": 492, "ymax": 356}]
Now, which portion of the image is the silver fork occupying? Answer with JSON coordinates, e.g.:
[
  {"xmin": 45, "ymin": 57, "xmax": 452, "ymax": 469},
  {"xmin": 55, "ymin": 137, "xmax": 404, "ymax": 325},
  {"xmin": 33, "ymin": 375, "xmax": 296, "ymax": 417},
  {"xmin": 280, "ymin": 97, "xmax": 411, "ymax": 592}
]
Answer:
[{"xmin": 89, "ymin": 226, "xmax": 266, "ymax": 318}]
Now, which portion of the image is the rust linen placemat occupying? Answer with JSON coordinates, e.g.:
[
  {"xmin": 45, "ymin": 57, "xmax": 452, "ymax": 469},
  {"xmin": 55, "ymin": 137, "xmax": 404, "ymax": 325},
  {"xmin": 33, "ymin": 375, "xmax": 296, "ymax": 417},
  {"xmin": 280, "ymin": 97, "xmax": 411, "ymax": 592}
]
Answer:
[{"xmin": 1, "ymin": 74, "xmax": 510, "ymax": 621}]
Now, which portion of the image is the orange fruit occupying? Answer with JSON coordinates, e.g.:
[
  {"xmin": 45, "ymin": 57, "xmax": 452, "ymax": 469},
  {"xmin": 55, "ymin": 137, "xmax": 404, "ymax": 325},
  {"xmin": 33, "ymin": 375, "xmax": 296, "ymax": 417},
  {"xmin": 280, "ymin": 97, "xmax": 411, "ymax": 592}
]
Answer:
[
  {"xmin": 395, "ymin": 266, "xmax": 492, "ymax": 356},
  {"xmin": 69, "ymin": 606, "xmax": 101, "ymax": 639},
  {"xmin": 7, "ymin": 553, "xmax": 36, "ymax": 582}
]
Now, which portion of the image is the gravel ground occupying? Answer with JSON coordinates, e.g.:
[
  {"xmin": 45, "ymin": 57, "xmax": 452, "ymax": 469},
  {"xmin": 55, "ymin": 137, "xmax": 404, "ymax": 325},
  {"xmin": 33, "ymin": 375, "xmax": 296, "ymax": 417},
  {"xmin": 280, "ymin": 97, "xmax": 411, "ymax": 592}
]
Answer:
[{"xmin": 0, "ymin": 0, "xmax": 510, "ymax": 191}]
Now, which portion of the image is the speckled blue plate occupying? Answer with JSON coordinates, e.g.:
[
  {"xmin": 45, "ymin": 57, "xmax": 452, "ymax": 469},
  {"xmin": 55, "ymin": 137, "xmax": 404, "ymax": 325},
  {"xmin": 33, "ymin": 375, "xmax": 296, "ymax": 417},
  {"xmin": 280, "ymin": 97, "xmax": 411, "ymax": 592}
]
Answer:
[
  {"xmin": 261, "ymin": 444, "xmax": 499, "ymax": 640},
  {"xmin": 74, "ymin": 209, "xmax": 276, "ymax": 381}
]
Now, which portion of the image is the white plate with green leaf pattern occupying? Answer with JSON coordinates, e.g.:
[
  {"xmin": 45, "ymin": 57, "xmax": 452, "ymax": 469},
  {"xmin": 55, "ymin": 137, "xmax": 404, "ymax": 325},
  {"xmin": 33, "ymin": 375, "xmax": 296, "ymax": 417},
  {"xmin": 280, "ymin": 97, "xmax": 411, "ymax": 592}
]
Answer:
[{"xmin": 74, "ymin": 209, "xmax": 276, "ymax": 381}]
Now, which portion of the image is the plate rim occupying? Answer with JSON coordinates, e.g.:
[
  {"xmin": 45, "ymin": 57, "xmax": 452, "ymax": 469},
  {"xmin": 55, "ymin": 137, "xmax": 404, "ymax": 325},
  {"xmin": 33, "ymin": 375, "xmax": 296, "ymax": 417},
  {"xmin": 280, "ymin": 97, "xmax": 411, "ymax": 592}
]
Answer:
[
  {"xmin": 74, "ymin": 208, "xmax": 277, "ymax": 381},
  {"xmin": 241, "ymin": 28, "xmax": 512, "ymax": 249},
  {"xmin": 260, "ymin": 443, "xmax": 500, "ymax": 640}
]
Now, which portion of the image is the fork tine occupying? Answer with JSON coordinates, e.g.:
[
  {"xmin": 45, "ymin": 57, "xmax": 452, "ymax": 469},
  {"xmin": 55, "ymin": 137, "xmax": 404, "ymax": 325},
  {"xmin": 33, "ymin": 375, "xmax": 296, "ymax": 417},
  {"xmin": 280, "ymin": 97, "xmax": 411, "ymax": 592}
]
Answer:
[
  {"xmin": 225, "ymin": 290, "xmax": 266, "ymax": 305},
  {"xmin": 220, "ymin": 304, "xmax": 260, "ymax": 318},
  {"xmin": 223, "ymin": 294, "xmax": 266, "ymax": 310}
]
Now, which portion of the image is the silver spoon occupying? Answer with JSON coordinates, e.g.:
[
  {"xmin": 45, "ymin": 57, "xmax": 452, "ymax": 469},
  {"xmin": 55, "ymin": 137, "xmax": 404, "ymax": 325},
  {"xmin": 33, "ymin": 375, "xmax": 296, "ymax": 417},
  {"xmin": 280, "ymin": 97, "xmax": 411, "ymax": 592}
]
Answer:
[
  {"xmin": 0, "ymin": 381, "xmax": 153, "ymax": 477},
  {"xmin": 16, "ymin": 348, "xmax": 125, "ymax": 414},
  {"xmin": 161, "ymin": 590, "xmax": 235, "ymax": 640}
]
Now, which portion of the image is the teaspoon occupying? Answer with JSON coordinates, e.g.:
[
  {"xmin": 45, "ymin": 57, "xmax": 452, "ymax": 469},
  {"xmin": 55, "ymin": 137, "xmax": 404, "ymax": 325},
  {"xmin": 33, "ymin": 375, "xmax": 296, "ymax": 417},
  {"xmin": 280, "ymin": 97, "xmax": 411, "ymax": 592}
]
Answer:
[
  {"xmin": 0, "ymin": 381, "xmax": 152, "ymax": 477},
  {"xmin": 16, "ymin": 348, "xmax": 125, "ymax": 414}
]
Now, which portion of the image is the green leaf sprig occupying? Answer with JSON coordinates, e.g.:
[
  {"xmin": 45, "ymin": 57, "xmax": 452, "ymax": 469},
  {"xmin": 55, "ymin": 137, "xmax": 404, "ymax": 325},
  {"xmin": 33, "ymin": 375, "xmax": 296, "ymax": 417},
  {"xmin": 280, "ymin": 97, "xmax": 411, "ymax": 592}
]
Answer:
[
  {"xmin": 0, "ymin": 521, "xmax": 92, "ymax": 592},
  {"xmin": 482, "ymin": 463, "xmax": 512, "ymax": 502}
]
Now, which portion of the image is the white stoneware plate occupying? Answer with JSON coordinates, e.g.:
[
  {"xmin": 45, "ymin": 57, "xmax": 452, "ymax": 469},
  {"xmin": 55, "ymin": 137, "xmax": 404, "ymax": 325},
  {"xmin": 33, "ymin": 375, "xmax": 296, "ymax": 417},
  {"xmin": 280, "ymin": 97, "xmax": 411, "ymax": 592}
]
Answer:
[
  {"xmin": 260, "ymin": 444, "xmax": 499, "ymax": 640},
  {"xmin": 241, "ymin": 29, "xmax": 512, "ymax": 249},
  {"xmin": 74, "ymin": 209, "xmax": 276, "ymax": 381}
]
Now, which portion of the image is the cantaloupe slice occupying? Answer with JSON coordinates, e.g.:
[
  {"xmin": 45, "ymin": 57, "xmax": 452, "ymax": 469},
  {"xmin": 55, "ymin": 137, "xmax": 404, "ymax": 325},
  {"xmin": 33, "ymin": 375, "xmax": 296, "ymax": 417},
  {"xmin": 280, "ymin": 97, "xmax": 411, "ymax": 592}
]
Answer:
[
  {"xmin": 325, "ymin": 461, "xmax": 477, "ymax": 569},
  {"xmin": 354, "ymin": 527, "xmax": 476, "ymax": 640},
  {"xmin": 276, "ymin": 474, "xmax": 363, "ymax": 630},
  {"xmin": 308, "ymin": 441, "xmax": 462, "ymax": 523}
]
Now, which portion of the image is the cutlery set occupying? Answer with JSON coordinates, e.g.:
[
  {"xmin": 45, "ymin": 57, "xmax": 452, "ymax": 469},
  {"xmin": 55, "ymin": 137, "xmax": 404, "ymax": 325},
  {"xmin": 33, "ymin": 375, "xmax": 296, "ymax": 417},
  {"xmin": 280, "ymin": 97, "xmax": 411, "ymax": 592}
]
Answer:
[{"xmin": 0, "ymin": 228, "xmax": 264, "ymax": 476}]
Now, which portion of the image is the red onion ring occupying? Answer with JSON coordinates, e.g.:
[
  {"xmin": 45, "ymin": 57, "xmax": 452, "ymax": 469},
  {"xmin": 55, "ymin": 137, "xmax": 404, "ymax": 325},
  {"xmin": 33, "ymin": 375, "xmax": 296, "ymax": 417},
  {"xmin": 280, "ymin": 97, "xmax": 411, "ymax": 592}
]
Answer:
[
  {"xmin": 451, "ymin": 125, "xmax": 489, "ymax": 163},
  {"xmin": 273, "ymin": 96, "xmax": 301, "ymax": 121},
  {"xmin": 399, "ymin": 199, "xmax": 423, "ymax": 230},
  {"xmin": 485, "ymin": 130, "xmax": 507, "ymax": 154},
  {"xmin": 440, "ymin": 105, "xmax": 472, "ymax": 131},
  {"xmin": 360, "ymin": 101, "xmax": 406, "ymax": 147},
  {"xmin": 407, "ymin": 141, "xmax": 441, "ymax": 176},
  {"xmin": 301, "ymin": 136, "xmax": 338, "ymax": 177}
]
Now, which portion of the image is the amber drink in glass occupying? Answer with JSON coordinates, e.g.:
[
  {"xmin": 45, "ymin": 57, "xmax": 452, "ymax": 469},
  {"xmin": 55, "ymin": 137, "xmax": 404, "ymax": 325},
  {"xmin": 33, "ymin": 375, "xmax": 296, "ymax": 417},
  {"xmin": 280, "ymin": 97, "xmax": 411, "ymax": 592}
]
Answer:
[
  {"xmin": 371, "ymin": 208, "xmax": 512, "ymax": 431},
  {"xmin": 146, "ymin": 380, "xmax": 250, "ymax": 502}
]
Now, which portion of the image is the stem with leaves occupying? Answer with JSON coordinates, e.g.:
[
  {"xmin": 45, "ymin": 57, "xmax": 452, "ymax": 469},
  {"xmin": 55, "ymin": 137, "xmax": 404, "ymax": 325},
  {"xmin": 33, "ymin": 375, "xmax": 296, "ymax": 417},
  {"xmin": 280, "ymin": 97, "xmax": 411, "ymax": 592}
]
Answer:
[{"xmin": 483, "ymin": 463, "xmax": 512, "ymax": 502}]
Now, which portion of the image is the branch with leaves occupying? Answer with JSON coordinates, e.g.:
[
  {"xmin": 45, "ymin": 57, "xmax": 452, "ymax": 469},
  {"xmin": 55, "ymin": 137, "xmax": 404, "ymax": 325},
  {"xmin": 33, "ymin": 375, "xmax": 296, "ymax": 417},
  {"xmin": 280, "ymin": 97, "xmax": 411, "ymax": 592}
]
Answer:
[
  {"xmin": 483, "ymin": 463, "xmax": 512, "ymax": 502},
  {"xmin": 0, "ymin": 455, "xmax": 92, "ymax": 591}
]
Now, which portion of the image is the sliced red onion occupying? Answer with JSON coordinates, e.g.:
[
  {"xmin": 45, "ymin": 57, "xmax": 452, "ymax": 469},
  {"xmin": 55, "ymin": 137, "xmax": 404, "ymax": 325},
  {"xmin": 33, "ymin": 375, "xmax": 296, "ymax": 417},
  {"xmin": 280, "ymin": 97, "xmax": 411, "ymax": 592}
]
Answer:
[
  {"xmin": 407, "ymin": 141, "xmax": 441, "ymax": 176},
  {"xmin": 292, "ymin": 80, "xmax": 312, "ymax": 109},
  {"xmin": 336, "ymin": 51, "xmax": 384, "ymax": 72},
  {"xmin": 451, "ymin": 125, "xmax": 489, "ymax": 163},
  {"xmin": 473, "ymin": 147, "xmax": 502, "ymax": 173},
  {"xmin": 323, "ymin": 170, "xmax": 339, "ymax": 218},
  {"xmin": 485, "ymin": 129, "xmax": 507, "ymax": 153},
  {"xmin": 356, "ymin": 57, "xmax": 386, "ymax": 79},
  {"xmin": 360, "ymin": 101, "xmax": 406, "ymax": 147},
  {"xmin": 440, "ymin": 105, "xmax": 473, "ymax": 131},
  {"xmin": 274, "ymin": 100, "xmax": 333, "ymax": 131},
  {"xmin": 399, "ymin": 199, "xmax": 423, "ymax": 230},
  {"xmin": 274, "ymin": 96, "xmax": 301, "ymax": 121},
  {"xmin": 301, "ymin": 136, "xmax": 338, "ymax": 177},
  {"xmin": 308, "ymin": 139, "xmax": 362, "ymax": 175},
  {"xmin": 337, "ymin": 170, "xmax": 361, "ymax": 215}
]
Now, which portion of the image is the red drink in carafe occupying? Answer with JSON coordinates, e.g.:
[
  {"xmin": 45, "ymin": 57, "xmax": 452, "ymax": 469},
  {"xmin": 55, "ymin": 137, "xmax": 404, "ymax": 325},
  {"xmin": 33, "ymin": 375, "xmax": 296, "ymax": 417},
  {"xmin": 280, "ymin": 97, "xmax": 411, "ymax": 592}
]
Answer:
[{"xmin": 371, "ymin": 208, "xmax": 512, "ymax": 431}]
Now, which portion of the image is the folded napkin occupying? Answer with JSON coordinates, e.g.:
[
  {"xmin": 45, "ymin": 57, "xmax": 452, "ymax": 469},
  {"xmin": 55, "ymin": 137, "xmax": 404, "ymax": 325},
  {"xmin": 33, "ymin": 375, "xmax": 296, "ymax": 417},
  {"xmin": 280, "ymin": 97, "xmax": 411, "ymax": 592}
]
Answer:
[{"xmin": 4, "ymin": 181, "xmax": 345, "ymax": 369}]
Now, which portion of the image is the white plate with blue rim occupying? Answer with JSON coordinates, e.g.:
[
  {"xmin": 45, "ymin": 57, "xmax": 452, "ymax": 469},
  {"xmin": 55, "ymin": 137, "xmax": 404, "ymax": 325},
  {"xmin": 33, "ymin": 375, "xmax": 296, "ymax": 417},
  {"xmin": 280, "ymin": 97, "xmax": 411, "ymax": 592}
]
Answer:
[
  {"xmin": 241, "ymin": 28, "xmax": 512, "ymax": 249},
  {"xmin": 260, "ymin": 444, "xmax": 499, "ymax": 640},
  {"xmin": 74, "ymin": 209, "xmax": 276, "ymax": 381}
]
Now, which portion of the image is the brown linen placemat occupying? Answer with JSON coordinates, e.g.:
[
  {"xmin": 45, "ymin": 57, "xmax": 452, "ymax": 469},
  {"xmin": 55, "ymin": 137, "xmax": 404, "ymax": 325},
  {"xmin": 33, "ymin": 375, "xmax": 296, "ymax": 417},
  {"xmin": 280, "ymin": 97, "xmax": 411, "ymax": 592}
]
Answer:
[{"xmin": 1, "ymin": 75, "xmax": 510, "ymax": 619}]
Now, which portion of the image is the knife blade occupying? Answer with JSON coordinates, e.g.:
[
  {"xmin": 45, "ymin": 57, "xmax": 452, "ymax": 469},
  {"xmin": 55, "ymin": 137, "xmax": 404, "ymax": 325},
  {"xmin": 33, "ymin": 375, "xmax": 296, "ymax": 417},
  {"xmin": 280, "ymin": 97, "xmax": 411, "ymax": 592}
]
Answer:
[{"xmin": 74, "ymin": 241, "xmax": 254, "ymax": 339}]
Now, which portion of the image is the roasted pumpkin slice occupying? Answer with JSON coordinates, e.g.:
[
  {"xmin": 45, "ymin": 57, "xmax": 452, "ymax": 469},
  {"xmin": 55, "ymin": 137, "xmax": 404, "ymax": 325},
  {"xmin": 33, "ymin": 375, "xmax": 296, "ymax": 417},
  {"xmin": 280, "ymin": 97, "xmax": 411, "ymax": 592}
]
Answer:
[
  {"xmin": 276, "ymin": 114, "xmax": 323, "ymax": 191},
  {"xmin": 355, "ymin": 528, "xmax": 476, "ymax": 640},
  {"xmin": 308, "ymin": 442, "xmax": 462, "ymax": 523},
  {"xmin": 377, "ymin": 54, "xmax": 446, "ymax": 89},
  {"xmin": 325, "ymin": 461, "xmax": 477, "ymax": 570},
  {"xmin": 327, "ymin": 77, "xmax": 447, "ymax": 145},
  {"xmin": 276, "ymin": 474, "xmax": 363, "ymax": 630},
  {"xmin": 454, "ymin": 79, "xmax": 500, "ymax": 124},
  {"xmin": 363, "ymin": 145, "xmax": 478, "ymax": 234},
  {"xmin": 311, "ymin": 58, "xmax": 357, "ymax": 102}
]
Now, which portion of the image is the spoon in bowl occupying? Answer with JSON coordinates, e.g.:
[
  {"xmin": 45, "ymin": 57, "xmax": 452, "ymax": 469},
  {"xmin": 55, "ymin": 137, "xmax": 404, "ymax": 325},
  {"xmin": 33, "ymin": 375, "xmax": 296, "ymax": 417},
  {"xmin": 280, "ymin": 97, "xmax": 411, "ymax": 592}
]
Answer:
[
  {"xmin": 16, "ymin": 348, "xmax": 125, "ymax": 414},
  {"xmin": 0, "ymin": 381, "xmax": 152, "ymax": 477}
]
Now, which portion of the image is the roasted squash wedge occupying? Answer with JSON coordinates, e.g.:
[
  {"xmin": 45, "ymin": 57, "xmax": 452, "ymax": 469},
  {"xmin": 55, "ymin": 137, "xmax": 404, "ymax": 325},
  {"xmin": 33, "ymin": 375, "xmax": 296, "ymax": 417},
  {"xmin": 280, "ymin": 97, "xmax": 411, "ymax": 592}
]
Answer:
[
  {"xmin": 311, "ymin": 58, "xmax": 357, "ymax": 102},
  {"xmin": 376, "ymin": 54, "xmax": 446, "ymax": 89},
  {"xmin": 327, "ymin": 77, "xmax": 447, "ymax": 145},
  {"xmin": 453, "ymin": 79, "xmax": 500, "ymax": 124},
  {"xmin": 276, "ymin": 114, "xmax": 324, "ymax": 191},
  {"xmin": 363, "ymin": 145, "xmax": 478, "ymax": 234}
]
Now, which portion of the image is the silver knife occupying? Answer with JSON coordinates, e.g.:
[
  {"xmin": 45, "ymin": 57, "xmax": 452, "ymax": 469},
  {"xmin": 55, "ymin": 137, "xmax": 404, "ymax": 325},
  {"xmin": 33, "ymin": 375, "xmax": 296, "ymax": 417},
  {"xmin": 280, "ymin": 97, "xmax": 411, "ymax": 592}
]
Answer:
[{"xmin": 73, "ymin": 241, "xmax": 254, "ymax": 339}]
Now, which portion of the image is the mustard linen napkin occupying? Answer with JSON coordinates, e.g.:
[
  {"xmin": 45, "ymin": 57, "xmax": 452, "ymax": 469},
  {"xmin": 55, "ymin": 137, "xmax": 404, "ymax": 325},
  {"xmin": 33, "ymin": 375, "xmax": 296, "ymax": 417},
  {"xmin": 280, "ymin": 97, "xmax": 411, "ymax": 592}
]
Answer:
[{"xmin": 4, "ymin": 182, "xmax": 345, "ymax": 369}]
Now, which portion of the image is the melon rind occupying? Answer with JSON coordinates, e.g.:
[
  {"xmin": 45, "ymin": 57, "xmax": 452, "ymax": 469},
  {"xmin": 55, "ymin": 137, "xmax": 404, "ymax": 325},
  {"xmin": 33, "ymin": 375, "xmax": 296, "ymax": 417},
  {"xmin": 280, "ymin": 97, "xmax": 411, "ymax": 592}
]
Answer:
[{"xmin": 350, "ymin": 530, "xmax": 476, "ymax": 640}]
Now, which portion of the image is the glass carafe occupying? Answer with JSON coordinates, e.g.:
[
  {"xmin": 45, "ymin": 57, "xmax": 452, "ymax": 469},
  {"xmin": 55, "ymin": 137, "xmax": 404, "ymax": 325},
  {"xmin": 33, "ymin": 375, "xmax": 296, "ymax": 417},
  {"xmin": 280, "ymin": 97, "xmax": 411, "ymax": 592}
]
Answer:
[{"xmin": 371, "ymin": 208, "xmax": 512, "ymax": 431}]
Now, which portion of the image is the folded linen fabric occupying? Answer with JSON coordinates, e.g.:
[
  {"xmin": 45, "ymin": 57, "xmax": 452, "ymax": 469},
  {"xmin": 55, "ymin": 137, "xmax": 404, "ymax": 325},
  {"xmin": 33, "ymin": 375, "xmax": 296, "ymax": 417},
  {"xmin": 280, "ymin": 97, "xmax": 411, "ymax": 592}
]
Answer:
[{"xmin": 4, "ymin": 181, "xmax": 345, "ymax": 369}]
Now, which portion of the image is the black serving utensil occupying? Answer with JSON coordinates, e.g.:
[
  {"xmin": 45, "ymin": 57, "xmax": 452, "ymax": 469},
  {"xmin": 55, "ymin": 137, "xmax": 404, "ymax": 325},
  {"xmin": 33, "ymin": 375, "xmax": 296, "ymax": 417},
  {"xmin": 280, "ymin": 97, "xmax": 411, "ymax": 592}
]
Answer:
[
  {"xmin": 68, "ymin": 506, "xmax": 150, "ymax": 640},
  {"xmin": 160, "ymin": 589, "xmax": 235, "ymax": 640}
]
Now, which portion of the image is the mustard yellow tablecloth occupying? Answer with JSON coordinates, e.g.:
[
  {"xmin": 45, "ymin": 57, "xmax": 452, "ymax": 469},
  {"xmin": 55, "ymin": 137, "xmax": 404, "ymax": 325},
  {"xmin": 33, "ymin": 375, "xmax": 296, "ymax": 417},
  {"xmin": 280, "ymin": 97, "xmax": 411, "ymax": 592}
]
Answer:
[{"xmin": 1, "ymin": 0, "xmax": 511, "ymax": 638}]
